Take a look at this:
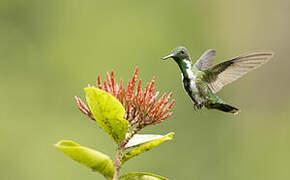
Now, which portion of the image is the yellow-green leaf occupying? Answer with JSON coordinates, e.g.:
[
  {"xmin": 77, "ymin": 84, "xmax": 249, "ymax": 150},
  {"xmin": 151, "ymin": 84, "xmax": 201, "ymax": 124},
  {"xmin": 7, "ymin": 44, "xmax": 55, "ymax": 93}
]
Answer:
[
  {"xmin": 84, "ymin": 87, "xmax": 129, "ymax": 144},
  {"xmin": 122, "ymin": 132, "xmax": 174, "ymax": 163},
  {"xmin": 55, "ymin": 140, "xmax": 114, "ymax": 179},
  {"xmin": 120, "ymin": 172, "xmax": 168, "ymax": 180}
]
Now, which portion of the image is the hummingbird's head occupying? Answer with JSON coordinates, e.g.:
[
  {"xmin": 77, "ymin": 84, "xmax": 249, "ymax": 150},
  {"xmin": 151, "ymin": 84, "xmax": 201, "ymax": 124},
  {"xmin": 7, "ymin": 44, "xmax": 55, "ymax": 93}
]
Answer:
[{"xmin": 162, "ymin": 46, "xmax": 191, "ymax": 61}]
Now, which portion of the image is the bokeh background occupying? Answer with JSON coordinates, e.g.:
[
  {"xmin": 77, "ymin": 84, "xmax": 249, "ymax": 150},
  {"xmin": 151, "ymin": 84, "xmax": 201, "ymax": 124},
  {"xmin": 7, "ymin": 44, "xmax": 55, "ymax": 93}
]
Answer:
[{"xmin": 1, "ymin": 0, "xmax": 290, "ymax": 179}]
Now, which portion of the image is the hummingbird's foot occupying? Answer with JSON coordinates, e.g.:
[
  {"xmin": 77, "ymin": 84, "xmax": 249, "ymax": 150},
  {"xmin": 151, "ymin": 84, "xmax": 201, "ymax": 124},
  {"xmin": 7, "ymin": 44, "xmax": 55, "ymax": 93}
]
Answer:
[
  {"xmin": 193, "ymin": 103, "xmax": 203, "ymax": 110},
  {"xmin": 193, "ymin": 104, "xmax": 197, "ymax": 111},
  {"xmin": 197, "ymin": 103, "xmax": 203, "ymax": 109}
]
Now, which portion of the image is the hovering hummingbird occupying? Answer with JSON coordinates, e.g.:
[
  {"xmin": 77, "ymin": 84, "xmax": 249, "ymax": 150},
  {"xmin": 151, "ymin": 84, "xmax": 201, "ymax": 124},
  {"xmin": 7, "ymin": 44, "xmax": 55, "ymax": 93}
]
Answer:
[{"xmin": 163, "ymin": 46, "xmax": 274, "ymax": 114}]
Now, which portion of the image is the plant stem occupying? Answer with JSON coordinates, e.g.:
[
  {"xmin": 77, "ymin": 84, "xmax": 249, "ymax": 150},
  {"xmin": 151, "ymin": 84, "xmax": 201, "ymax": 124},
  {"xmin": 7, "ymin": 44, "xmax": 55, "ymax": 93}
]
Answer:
[
  {"xmin": 112, "ymin": 127, "xmax": 141, "ymax": 180},
  {"xmin": 113, "ymin": 148, "xmax": 123, "ymax": 180}
]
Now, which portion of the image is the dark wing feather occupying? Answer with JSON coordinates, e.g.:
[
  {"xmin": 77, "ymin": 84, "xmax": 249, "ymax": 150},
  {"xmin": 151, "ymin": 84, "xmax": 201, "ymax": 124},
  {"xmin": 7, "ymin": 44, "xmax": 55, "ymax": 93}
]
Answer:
[{"xmin": 203, "ymin": 51, "xmax": 274, "ymax": 93}]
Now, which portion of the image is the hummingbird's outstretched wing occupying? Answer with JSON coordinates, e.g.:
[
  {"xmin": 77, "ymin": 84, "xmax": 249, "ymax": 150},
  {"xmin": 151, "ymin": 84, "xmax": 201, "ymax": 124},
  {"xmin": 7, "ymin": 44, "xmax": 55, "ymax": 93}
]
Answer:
[
  {"xmin": 195, "ymin": 49, "xmax": 216, "ymax": 71},
  {"xmin": 203, "ymin": 51, "xmax": 274, "ymax": 93}
]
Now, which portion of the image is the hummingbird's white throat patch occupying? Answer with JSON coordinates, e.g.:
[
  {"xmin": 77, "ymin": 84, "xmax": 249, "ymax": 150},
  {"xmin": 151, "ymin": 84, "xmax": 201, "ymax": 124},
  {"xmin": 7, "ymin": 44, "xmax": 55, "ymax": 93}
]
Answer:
[{"xmin": 184, "ymin": 60, "xmax": 196, "ymax": 79}]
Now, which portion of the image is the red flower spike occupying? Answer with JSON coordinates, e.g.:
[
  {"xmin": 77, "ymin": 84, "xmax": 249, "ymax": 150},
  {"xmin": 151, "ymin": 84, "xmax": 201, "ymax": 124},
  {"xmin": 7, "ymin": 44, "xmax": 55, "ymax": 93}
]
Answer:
[
  {"xmin": 164, "ymin": 92, "xmax": 173, "ymax": 106},
  {"xmin": 132, "ymin": 67, "xmax": 138, "ymax": 83},
  {"xmin": 121, "ymin": 88, "xmax": 126, "ymax": 105},
  {"xmin": 136, "ymin": 80, "xmax": 142, "ymax": 94},
  {"xmin": 127, "ymin": 104, "xmax": 132, "ymax": 118},
  {"xmin": 74, "ymin": 67, "xmax": 175, "ymax": 127},
  {"xmin": 148, "ymin": 77, "xmax": 155, "ymax": 96},
  {"xmin": 136, "ymin": 80, "xmax": 142, "ymax": 103},
  {"xmin": 97, "ymin": 75, "xmax": 102, "ymax": 89},
  {"xmin": 119, "ymin": 78, "xmax": 123, "ymax": 92},
  {"xmin": 111, "ymin": 71, "xmax": 115, "ymax": 96},
  {"xmin": 106, "ymin": 72, "xmax": 112, "ymax": 92},
  {"xmin": 142, "ymin": 83, "xmax": 149, "ymax": 107},
  {"xmin": 118, "ymin": 78, "xmax": 124, "ymax": 104},
  {"xmin": 126, "ymin": 80, "xmax": 131, "ymax": 99},
  {"xmin": 74, "ymin": 96, "xmax": 95, "ymax": 121},
  {"xmin": 103, "ymin": 81, "xmax": 109, "ymax": 93},
  {"xmin": 131, "ymin": 67, "xmax": 138, "ymax": 93}
]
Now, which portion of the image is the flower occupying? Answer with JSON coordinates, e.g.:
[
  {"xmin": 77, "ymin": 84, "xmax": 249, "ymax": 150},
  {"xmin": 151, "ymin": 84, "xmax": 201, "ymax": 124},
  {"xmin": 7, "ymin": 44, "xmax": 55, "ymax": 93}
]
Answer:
[{"xmin": 74, "ymin": 67, "xmax": 175, "ymax": 128}]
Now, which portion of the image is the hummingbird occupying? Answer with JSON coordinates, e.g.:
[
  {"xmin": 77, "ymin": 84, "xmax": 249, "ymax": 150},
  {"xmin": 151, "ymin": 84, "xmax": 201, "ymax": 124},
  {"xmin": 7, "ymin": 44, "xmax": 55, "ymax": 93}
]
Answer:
[{"xmin": 163, "ymin": 46, "xmax": 274, "ymax": 114}]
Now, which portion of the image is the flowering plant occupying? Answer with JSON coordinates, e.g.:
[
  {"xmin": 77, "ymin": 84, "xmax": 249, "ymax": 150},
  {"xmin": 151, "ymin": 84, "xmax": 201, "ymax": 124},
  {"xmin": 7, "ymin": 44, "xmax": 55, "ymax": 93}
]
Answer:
[{"xmin": 55, "ymin": 67, "xmax": 175, "ymax": 180}]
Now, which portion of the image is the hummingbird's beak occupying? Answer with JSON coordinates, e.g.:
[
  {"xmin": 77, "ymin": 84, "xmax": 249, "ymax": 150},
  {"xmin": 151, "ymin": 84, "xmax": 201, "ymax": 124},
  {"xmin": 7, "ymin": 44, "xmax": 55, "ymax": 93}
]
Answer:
[{"xmin": 162, "ymin": 53, "xmax": 174, "ymax": 60}]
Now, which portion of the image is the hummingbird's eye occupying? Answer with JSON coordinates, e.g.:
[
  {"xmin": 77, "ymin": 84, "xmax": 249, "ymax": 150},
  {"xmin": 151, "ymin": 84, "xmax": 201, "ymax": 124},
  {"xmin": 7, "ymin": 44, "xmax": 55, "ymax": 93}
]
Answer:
[{"xmin": 181, "ymin": 50, "xmax": 185, "ymax": 54}]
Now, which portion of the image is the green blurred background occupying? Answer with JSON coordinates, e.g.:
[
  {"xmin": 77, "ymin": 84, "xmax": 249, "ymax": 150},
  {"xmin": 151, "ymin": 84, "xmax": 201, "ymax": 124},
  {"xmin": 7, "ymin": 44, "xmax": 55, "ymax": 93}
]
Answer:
[{"xmin": 1, "ymin": 0, "xmax": 290, "ymax": 179}]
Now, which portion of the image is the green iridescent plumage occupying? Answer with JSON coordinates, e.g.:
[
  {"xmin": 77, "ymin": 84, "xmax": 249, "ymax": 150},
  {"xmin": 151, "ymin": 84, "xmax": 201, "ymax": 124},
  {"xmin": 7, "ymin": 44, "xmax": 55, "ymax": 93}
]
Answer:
[{"xmin": 163, "ymin": 46, "xmax": 274, "ymax": 114}]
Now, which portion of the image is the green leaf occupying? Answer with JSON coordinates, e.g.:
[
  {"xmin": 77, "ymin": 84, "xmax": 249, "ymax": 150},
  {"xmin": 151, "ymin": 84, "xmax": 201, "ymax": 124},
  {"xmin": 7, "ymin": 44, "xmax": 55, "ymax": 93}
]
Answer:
[
  {"xmin": 120, "ymin": 172, "xmax": 168, "ymax": 180},
  {"xmin": 84, "ymin": 87, "xmax": 129, "ymax": 144},
  {"xmin": 121, "ymin": 132, "xmax": 174, "ymax": 163},
  {"xmin": 55, "ymin": 140, "xmax": 114, "ymax": 179}
]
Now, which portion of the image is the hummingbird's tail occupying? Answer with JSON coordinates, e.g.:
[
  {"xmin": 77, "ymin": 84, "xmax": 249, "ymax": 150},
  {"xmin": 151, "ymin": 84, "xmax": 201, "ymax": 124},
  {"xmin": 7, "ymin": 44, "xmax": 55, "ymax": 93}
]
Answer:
[{"xmin": 207, "ymin": 103, "xmax": 240, "ymax": 115}]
